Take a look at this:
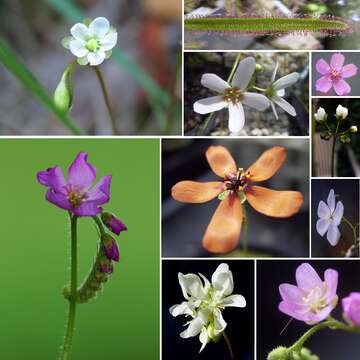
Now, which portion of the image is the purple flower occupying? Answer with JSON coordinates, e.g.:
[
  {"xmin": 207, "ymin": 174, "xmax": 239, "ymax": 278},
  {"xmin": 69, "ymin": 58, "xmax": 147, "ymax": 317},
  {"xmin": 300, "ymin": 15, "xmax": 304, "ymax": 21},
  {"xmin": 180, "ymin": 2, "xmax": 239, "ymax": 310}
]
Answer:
[
  {"xmin": 37, "ymin": 152, "xmax": 111, "ymax": 216},
  {"xmin": 278, "ymin": 263, "xmax": 338, "ymax": 325},
  {"xmin": 342, "ymin": 292, "xmax": 360, "ymax": 326},
  {"xmin": 102, "ymin": 234, "xmax": 119, "ymax": 262},
  {"xmin": 316, "ymin": 53, "xmax": 357, "ymax": 95},
  {"xmin": 101, "ymin": 212, "xmax": 127, "ymax": 235}
]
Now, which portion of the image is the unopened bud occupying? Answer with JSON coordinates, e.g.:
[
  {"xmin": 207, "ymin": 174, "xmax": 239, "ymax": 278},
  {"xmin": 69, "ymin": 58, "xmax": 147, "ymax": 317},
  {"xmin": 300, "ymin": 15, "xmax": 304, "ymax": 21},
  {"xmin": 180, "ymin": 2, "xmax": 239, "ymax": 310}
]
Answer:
[{"xmin": 53, "ymin": 62, "xmax": 74, "ymax": 112}]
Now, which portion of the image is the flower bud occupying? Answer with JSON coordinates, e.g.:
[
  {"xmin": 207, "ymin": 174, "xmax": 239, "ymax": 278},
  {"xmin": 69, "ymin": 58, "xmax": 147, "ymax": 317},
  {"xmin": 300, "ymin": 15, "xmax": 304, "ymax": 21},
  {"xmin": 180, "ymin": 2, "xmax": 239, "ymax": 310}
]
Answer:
[
  {"xmin": 101, "ymin": 233, "xmax": 120, "ymax": 262},
  {"xmin": 342, "ymin": 292, "xmax": 360, "ymax": 326},
  {"xmin": 267, "ymin": 346, "xmax": 290, "ymax": 360},
  {"xmin": 314, "ymin": 107, "xmax": 327, "ymax": 122},
  {"xmin": 349, "ymin": 125, "xmax": 358, "ymax": 133},
  {"xmin": 98, "ymin": 255, "xmax": 113, "ymax": 274},
  {"xmin": 53, "ymin": 62, "xmax": 74, "ymax": 112},
  {"xmin": 101, "ymin": 212, "xmax": 127, "ymax": 235},
  {"xmin": 320, "ymin": 131, "xmax": 331, "ymax": 141},
  {"xmin": 336, "ymin": 104, "xmax": 348, "ymax": 120},
  {"xmin": 340, "ymin": 134, "xmax": 351, "ymax": 144}
]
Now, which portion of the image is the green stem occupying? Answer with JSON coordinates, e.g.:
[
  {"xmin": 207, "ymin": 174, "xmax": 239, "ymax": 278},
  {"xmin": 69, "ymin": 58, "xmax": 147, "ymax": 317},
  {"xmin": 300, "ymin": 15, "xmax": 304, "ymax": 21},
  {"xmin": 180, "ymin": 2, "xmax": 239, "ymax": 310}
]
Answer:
[
  {"xmin": 60, "ymin": 214, "xmax": 78, "ymax": 360},
  {"xmin": 92, "ymin": 215, "xmax": 105, "ymax": 233},
  {"xmin": 223, "ymin": 331, "xmax": 234, "ymax": 360},
  {"xmin": 93, "ymin": 66, "xmax": 119, "ymax": 135},
  {"xmin": 342, "ymin": 216, "xmax": 358, "ymax": 247},
  {"xmin": 242, "ymin": 204, "xmax": 248, "ymax": 256},
  {"xmin": 331, "ymin": 120, "xmax": 340, "ymax": 177},
  {"xmin": 252, "ymin": 85, "xmax": 266, "ymax": 92}
]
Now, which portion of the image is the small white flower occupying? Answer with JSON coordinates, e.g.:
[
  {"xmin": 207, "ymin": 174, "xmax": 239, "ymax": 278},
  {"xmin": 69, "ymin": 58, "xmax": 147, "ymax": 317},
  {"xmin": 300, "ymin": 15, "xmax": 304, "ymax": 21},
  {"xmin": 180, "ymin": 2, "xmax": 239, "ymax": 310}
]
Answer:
[
  {"xmin": 266, "ymin": 62, "xmax": 299, "ymax": 120},
  {"xmin": 314, "ymin": 107, "xmax": 327, "ymax": 122},
  {"xmin": 169, "ymin": 263, "xmax": 246, "ymax": 352},
  {"xmin": 336, "ymin": 104, "xmax": 349, "ymax": 120},
  {"xmin": 193, "ymin": 57, "xmax": 270, "ymax": 134},
  {"xmin": 63, "ymin": 17, "xmax": 117, "ymax": 66},
  {"xmin": 350, "ymin": 125, "xmax": 358, "ymax": 133},
  {"xmin": 316, "ymin": 189, "xmax": 344, "ymax": 246}
]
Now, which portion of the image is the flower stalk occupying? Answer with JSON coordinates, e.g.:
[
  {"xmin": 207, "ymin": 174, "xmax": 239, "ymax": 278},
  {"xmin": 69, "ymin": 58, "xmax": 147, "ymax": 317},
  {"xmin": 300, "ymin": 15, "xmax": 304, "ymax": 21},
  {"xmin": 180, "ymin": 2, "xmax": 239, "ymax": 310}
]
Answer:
[{"xmin": 223, "ymin": 331, "xmax": 235, "ymax": 360}]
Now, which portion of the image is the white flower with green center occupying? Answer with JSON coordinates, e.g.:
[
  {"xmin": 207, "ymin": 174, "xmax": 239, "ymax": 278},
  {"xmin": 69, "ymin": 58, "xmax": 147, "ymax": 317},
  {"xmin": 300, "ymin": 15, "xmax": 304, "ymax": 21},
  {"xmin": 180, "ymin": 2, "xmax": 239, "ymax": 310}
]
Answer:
[
  {"xmin": 62, "ymin": 17, "xmax": 117, "ymax": 66},
  {"xmin": 266, "ymin": 62, "xmax": 300, "ymax": 120},
  {"xmin": 169, "ymin": 263, "xmax": 246, "ymax": 352}
]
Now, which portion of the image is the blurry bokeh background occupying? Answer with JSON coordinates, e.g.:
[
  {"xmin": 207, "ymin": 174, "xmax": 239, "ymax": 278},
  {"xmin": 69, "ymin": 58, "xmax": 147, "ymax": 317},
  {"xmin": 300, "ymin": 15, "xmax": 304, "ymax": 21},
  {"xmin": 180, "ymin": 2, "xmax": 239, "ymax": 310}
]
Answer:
[
  {"xmin": 184, "ymin": 52, "xmax": 309, "ymax": 136},
  {"xmin": 0, "ymin": 0, "xmax": 181, "ymax": 135},
  {"xmin": 162, "ymin": 259, "xmax": 254, "ymax": 360},
  {"xmin": 185, "ymin": 0, "xmax": 360, "ymax": 50},
  {"xmin": 311, "ymin": 179, "xmax": 359, "ymax": 257},
  {"xmin": 162, "ymin": 138, "xmax": 309, "ymax": 257},
  {"xmin": 0, "ymin": 139, "xmax": 160, "ymax": 359},
  {"xmin": 258, "ymin": 260, "xmax": 360, "ymax": 360}
]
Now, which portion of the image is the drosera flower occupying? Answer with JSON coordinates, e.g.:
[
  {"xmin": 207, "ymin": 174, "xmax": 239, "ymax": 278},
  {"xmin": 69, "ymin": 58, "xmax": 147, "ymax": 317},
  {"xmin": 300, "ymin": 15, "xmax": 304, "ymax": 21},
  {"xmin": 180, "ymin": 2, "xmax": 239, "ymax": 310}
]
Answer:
[
  {"xmin": 193, "ymin": 57, "xmax": 270, "ymax": 133},
  {"xmin": 336, "ymin": 104, "xmax": 349, "ymax": 120},
  {"xmin": 101, "ymin": 212, "xmax": 127, "ymax": 235},
  {"xmin": 37, "ymin": 152, "xmax": 111, "ymax": 216},
  {"xmin": 315, "ymin": 53, "xmax": 358, "ymax": 95},
  {"xmin": 314, "ymin": 107, "xmax": 327, "ymax": 122},
  {"xmin": 169, "ymin": 263, "xmax": 246, "ymax": 352},
  {"xmin": 62, "ymin": 17, "xmax": 118, "ymax": 66},
  {"xmin": 171, "ymin": 146, "xmax": 303, "ymax": 253},
  {"xmin": 266, "ymin": 62, "xmax": 300, "ymax": 120},
  {"xmin": 316, "ymin": 189, "xmax": 344, "ymax": 246},
  {"xmin": 342, "ymin": 292, "xmax": 360, "ymax": 327},
  {"xmin": 279, "ymin": 263, "xmax": 338, "ymax": 325}
]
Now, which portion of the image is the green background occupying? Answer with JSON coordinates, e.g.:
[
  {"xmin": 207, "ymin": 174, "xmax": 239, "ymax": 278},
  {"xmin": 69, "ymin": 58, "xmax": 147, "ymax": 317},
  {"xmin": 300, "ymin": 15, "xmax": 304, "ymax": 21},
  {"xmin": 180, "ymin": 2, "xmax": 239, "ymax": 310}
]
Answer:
[{"xmin": 0, "ymin": 139, "xmax": 160, "ymax": 359}]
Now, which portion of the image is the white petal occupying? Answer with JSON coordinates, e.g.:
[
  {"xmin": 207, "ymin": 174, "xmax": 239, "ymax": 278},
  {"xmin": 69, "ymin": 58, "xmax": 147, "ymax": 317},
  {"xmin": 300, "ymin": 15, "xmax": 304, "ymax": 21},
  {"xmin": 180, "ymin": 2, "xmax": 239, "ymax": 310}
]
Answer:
[
  {"xmin": 100, "ymin": 31, "xmax": 118, "ymax": 51},
  {"xmin": 316, "ymin": 218, "xmax": 331, "ymax": 237},
  {"xmin": 270, "ymin": 101, "xmax": 279, "ymax": 120},
  {"xmin": 222, "ymin": 294, "xmax": 246, "ymax": 308},
  {"xmin": 228, "ymin": 103, "xmax": 245, "ymax": 133},
  {"xmin": 317, "ymin": 200, "xmax": 331, "ymax": 219},
  {"xmin": 88, "ymin": 51, "xmax": 106, "ymax": 66},
  {"xmin": 180, "ymin": 317, "xmax": 204, "ymax": 338},
  {"xmin": 199, "ymin": 273, "xmax": 211, "ymax": 293},
  {"xmin": 242, "ymin": 92, "xmax": 270, "ymax": 111},
  {"xmin": 169, "ymin": 302, "xmax": 194, "ymax": 317},
  {"xmin": 69, "ymin": 39, "xmax": 88, "ymax": 58},
  {"xmin": 327, "ymin": 223, "xmax": 341, "ymax": 246},
  {"xmin": 193, "ymin": 96, "xmax": 227, "ymax": 115},
  {"xmin": 201, "ymin": 73, "xmax": 230, "ymax": 93},
  {"xmin": 273, "ymin": 72, "xmax": 300, "ymax": 90},
  {"xmin": 231, "ymin": 57, "xmax": 256, "ymax": 90},
  {"xmin": 277, "ymin": 89, "xmax": 285, "ymax": 97},
  {"xmin": 273, "ymin": 96, "xmax": 296, "ymax": 116},
  {"xmin": 178, "ymin": 273, "xmax": 206, "ymax": 300},
  {"xmin": 211, "ymin": 263, "xmax": 234, "ymax": 297},
  {"xmin": 89, "ymin": 17, "xmax": 110, "ymax": 38},
  {"xmin": 271, "ymin": 62, "xmax": 279, "ymax": 82},
  {"xmin": 332, "ymin": 201, "xmax": 344, "ymax": 225},
  {"xmin": 327, "ymin": 189, "xmax": 335, "ymax": 214},
  {"xmin": 213, "ymin": 309, "xmax": 227, "ymax": 336},
  {"xmin": 199, "ymin": 327, "xmax": 210, "ymax": 353},
  {"xmin": 70, "ymin": 23, "xmax": 89, "ymax": 42}
]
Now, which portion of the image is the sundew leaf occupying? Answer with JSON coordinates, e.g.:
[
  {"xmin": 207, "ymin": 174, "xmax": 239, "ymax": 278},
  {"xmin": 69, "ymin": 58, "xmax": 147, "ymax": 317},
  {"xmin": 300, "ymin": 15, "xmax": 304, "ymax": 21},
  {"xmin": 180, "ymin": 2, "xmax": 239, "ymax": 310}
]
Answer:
[{"xmin": 0, "ymin": 38, "xmax": 84, "ymax": 135}]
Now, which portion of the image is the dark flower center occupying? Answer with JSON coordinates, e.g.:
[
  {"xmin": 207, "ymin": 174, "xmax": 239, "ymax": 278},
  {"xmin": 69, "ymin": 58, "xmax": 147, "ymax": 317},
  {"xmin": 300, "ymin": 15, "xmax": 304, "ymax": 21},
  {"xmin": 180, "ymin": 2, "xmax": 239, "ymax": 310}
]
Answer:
[
  {"xmin": 66, "ymin": 186, "xmax": 87, "ymax": 208},
  {"xmin": 223, "ymin": 87, "xmax": 244, "ymax": 105},
  {"xmin": 224, "ymin": 169, "xmax": 251, "ymax": 193},
  {"xmin": 330, "ymin": 69, "xmax": 341, "ymax": 81}
]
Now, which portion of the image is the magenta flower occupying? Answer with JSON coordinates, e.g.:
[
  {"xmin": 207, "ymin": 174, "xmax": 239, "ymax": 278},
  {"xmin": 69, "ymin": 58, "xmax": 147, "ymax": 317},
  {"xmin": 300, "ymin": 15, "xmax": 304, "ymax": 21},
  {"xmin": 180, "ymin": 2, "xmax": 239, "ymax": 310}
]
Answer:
[
  {"xmin": 102, "ymin": 234, "xmax": 120, "ymax": 262},
  {"xmin": 37, "ymin": 152, "xmax": 111, "ymax": 216},
  {"xmin": 101, "ymin": 212, "xmax": 127, "ymax": 235},
  {"xmin": 342, "ymin": 292, "xmax": 360, "ymax": 327},
  {"xmin": 278, "ymin": 263, "xmax": 338, "ymax": 325},
  {"xmin": 316, "ymin": 53, "xmax": 358, "ymax": 95}
]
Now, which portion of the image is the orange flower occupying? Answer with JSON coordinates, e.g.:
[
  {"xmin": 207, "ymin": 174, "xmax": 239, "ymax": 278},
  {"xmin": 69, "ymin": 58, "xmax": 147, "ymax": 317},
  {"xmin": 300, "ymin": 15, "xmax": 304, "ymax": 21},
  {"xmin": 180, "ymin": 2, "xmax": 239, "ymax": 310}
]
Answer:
[{"xmin": 171, "ymin": 145, "xmax": 304, "ymax": 254}]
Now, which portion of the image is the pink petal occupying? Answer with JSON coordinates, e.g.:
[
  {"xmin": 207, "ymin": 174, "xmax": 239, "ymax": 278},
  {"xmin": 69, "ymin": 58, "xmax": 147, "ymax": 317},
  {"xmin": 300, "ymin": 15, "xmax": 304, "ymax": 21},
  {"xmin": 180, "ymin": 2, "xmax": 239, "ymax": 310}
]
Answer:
[
  {"xmin": 304, "ymin": 305, "xmax": 334, "ymax": 325},
  {"xmin": 279, "ymin": 284, "xmax": 303, "ymax": 302},
  {"xmin": 46, "ymin": 190, "xmax": 71, "ymax": 210},
  {"xmin": 68, "ymin": 152, "xmax": 96, "ymax": 191},
  {"xmin": 316, "ymin": 59, "xmax": 330, "ymax": 75},
  {"xmin": 72, "ymin": 202, "xmax": 102, "ymax": 216},
  {"xmin": 296, "ymin": 263, "xmax": 322, "ymax": 292},
  {"xmin": 324, "ymin": 269, "xmax": 338, "ymax": 300},
  {"xmin": 87, "ymin": 175, "xmax": 112, "ymax": 205},
  {"xmin": 316, "ymin": 76, "xmax": 333, "ymax": 94},
  {"xmin": 330, "ymin": 53, "xmax": 345, "ymax": 70},
  {"xmin": 278, "ymin": 301, "xmax": 309, "ymax": 321},
  {"xmin": 341, "ymin": 64, "xmax": 358, "ymax": 78},
  {"xmin": 37, "ymin": 166, "xmax": 67, "ymax": 194},
  {"xmin": 333, "ymin": 79, "xmax": 351, "ymax": 96}
]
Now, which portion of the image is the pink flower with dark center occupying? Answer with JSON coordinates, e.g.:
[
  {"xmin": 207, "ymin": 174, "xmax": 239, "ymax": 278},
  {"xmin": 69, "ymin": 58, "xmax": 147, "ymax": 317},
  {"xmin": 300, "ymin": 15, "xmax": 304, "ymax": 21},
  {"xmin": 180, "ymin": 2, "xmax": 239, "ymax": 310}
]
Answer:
[
  {"xmin": 37, "ymin": 152, "xmax": 111, "ymax": 216},
  {"xmin": 342, "ymin": 292, "xmax": 360, "ymax": 327},
  {"xmin": 316, "ymin": 53, "xmax": 358, "ymax": 95},
  {"xmin": 278, "ymin": 263, "xmax": 338, "ymax": 325}
]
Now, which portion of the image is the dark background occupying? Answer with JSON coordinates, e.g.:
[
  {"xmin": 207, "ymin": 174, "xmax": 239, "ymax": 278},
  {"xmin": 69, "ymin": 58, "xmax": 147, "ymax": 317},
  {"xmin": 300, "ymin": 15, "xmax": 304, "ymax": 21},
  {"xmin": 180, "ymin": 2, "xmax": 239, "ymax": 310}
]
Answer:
[
  {"xmin": 162, "ymin": 259, "xmax": 254, "ymax": 360},
  {"xmin": 258, "ymin": 260, "xmax": 360, "ymax": 360}
]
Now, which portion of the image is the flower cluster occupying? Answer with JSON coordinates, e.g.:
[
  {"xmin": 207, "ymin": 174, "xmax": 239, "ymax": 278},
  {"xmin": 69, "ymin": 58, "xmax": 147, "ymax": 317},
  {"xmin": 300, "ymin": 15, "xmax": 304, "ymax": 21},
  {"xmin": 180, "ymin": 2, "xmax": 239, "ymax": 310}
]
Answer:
[
  {"xmin": 169, "ymin": 263, "xmax": 246, "ymax": 352},
  {"xmin": 193, "ymin": 57, "xmax": 300, "ymax": 134}
]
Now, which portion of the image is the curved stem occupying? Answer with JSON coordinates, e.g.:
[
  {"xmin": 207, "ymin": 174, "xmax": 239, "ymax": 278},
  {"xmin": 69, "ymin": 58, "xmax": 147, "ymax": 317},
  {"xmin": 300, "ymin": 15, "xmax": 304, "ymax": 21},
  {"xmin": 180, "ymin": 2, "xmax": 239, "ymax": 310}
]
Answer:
[
  {"xmin": 60, "ymin": 214, "xmax": 78, "ymax": 360},
  {"xmin": 331, "ymin": 120, "xmax": 340, "ymax": 177},
  {"xmin": 223, "ymin": 331, "xmax": 234, "ymax": 360},
  {"xmin": 342, "ymin": 216, "xmax": 358, "ymax": 246},
  {"xmin": 93, "ymin": 66, "xmax": 119, "ymax": 135}
]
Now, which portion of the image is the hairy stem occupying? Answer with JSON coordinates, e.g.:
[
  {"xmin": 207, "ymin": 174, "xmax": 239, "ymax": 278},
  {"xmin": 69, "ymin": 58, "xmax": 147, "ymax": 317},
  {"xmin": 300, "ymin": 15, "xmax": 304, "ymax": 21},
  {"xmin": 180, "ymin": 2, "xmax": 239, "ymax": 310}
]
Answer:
[{"xmin": 223, "ymin": 331, "xmax": 235, "ymax": 360}]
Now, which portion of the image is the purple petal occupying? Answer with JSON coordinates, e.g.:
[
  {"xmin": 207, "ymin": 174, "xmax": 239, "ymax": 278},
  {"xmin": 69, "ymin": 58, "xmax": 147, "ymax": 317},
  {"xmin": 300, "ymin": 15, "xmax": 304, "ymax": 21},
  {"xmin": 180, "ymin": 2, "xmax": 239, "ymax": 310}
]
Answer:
[
  {"xmin": 333, "ymin": 79, "xmax": 351, "ymax": 96},
  {"xmin": 304, "ymin": 305, "xmax": 334, "ymax": 324},
  {"xmin": 68, "ymin": 152, "xmax": 96, "ymax": 191},
  {"xmin": 72, "ymin": 202, "xmax": 102, "ymax": 216},
  {"xmin": 316, "ymin": 59, "xmax": 330, "ymax": 75},
  {"xmin": 101, "ymin": 212, "xmax": 127, "ymax": 235},
  {"xmin": 45, "ymin": 190, "xmax": 71, "ymax": 210},
  {"xmin": 296, "ymin": 263, "xmax": 322, "ymax": 292},
  {"xmin": 37, "ymin": 166, "xmax": 66, "ymax": 193},
  {"xmin": 316, "ymin": 76, "xmax": 333, "ymax": 94},
  {"xmin": 343, "ymin": 293, "xmax": 360, "ymax": 326},
  {"xmin": 279, "ymin": 284, "xmax": 303, "ymax": 303},
  {"xmin": 103, "ymin": 237, "xmax": 120, "ymax": 262},
  {"xmin": 330, "ymin": 53, "xmax": 345, "ymax": 70},
  {"xmin": 278, "ymin": 301, "xmax": 309, "ymax": 321},
  {"xmin": 341, "ymin": 64, "xmax": 358, "ymax": 78},
  {"xmin": 87, "ymin": 175, "xmax": 112, "ymax": 205},
  {"xmin": 324, "ymin": 269, "xmax": 338, "ymax": 300}
]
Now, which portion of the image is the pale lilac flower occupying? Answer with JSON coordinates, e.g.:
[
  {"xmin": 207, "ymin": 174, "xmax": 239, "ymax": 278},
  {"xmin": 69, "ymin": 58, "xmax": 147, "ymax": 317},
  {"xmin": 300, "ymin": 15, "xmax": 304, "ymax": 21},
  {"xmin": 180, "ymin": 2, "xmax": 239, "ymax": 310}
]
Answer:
[
  {"xmin": 37, "ymin": 152, "xmax": 111, "ymax": 216},
  {"xmin": 266, "ymin": 62, "xmax": 299, "ymax": 120},
  {"xmin": 316, "ymin": 53, "xmax": 357, "ymax": 95},
  {"xmin": 342, "ymin": 292, "xmax": 360, "ymax": 326},
  {"xmin": 316, "ymin": 189, "xmax": 344, "ymax": 246},
  {"xmin": 279, "ymin": 263, "xmax": 338, "ymax": 325},
  {"xmin": 193, "ymin": 57, "xmax": 270, "ymax": 133}
]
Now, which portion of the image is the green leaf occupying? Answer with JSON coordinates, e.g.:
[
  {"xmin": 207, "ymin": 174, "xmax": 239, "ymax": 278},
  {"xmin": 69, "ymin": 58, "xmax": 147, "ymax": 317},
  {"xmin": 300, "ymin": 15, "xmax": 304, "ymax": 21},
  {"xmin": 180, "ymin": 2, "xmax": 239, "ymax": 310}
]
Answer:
[{"xmin": 0, "ymin": 38, "xmax": 84, "ymax": 135}]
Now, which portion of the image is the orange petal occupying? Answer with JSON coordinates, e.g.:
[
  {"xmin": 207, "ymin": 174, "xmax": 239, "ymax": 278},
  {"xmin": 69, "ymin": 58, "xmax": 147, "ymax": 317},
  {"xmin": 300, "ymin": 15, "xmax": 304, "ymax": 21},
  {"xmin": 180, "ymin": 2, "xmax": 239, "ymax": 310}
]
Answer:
[
  {"xmin": 246, "ymin": 146, "xmax": 286, "ymax": 182},
  {"xmin": 246, "ymin": 185, "xmax": 303, "ymax": 218},
  {"xmin": 202, "ymin": 195, "xmax": 243, "ymax": 253},
  {"xmin": 171, "ymin": 181, "xmax": 223, "ymax": 203},
  {"xmin": 206, "ymin": 146, "xmax": 237, "ymax": 178}
]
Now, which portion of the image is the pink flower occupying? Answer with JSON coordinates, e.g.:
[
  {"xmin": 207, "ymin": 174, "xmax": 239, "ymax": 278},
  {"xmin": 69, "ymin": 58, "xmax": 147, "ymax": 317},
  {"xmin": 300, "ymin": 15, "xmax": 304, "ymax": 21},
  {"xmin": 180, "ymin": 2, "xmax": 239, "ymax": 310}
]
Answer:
[
  {"xmin": 278, "ymin": 263, "xmax": 338, "ymax": 325},
  {"xmin": 316, "ymin": 53, "xmax": 357, "ymax": 95},
  {"xmin": 342, "ymin": 292, "xmax": 360, "ymax": 327}
]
